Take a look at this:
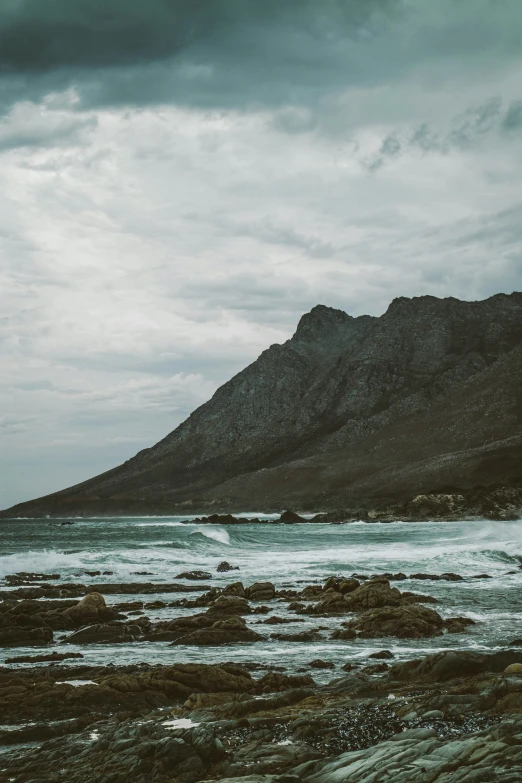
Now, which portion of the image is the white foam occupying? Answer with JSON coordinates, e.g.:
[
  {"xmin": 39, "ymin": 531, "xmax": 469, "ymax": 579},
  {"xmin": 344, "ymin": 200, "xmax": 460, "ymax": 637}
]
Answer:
[
  {"xmin": 192, "ymin": 527, "xmax": 230, "ymax": 545},
  {"xmin": 56, "ymin": 680, "xmax": 98, "ymax": 687},
  {"xmin": 163, "ymin": 719, "xmax": 201, "ymax": 729}
]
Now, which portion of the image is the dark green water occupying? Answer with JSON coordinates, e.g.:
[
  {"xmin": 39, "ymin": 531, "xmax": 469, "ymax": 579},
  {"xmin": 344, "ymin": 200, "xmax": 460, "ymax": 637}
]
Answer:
[{"xmin": 1, "ymin": 516, "xmax": 522, "ymax": 672}]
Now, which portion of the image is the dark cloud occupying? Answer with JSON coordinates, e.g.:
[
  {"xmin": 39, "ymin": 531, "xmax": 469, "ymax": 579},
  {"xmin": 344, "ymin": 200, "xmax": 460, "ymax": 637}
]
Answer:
[
  {"xmin": 0, "ymin": 0, "xmax": 520, "ymax": 115},
  {"xmin": 0, "ymin": 1, "xmax": 396, "ymax": 75}
]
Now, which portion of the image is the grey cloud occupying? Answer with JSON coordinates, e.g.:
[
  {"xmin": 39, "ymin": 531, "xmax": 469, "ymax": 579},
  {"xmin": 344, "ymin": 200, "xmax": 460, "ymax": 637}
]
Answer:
[
  {"xmin": 503, "ymin": 101, "xmax": 522, "ymax": 131},
  {"xmin": 365, "ymin": 98, "xmax": 522, "ymax": 170}
]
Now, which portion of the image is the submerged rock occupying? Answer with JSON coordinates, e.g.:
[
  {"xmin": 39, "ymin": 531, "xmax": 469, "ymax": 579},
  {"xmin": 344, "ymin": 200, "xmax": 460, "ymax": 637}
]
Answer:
[{"xmin": 217, "ymin": 561, "xmax": 240, "ymax": 572}]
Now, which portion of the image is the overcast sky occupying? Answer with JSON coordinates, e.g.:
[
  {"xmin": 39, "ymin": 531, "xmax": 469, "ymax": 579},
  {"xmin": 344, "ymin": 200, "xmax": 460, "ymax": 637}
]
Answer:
[{"xmin": 1, "ymin": 0, "xmax": 522, "ymax": 508}]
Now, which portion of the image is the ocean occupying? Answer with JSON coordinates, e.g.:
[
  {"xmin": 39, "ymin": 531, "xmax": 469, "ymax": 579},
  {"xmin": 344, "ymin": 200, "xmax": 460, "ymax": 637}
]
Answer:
[{"xmin": 1, "ymin": 516, "xmax": 522, "ymax": 675}]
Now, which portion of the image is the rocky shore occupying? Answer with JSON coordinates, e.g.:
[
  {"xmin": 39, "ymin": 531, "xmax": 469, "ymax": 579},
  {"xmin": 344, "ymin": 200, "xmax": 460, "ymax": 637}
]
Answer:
[{"xmin": 2, "ymin": 565, "xmax": 522, "ymax": 781}]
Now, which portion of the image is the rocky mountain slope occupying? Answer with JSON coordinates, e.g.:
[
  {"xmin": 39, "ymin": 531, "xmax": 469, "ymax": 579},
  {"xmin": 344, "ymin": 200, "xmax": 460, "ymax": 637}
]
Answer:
[{"xmin": 3, "ymin": 292, "xmax": 522, "ymax": 517}]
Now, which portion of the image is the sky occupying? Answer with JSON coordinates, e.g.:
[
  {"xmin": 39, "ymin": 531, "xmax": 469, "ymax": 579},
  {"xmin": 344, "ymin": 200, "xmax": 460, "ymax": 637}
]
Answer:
[{"xmin": 1, "ymin": 0, "xmax": 522, "ymax": 509}]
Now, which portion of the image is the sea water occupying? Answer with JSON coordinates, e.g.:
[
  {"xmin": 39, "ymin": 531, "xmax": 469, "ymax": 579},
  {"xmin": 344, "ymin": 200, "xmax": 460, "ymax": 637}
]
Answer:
[{"xmin": 1, "ymin": 516, "xmax": 521, "ymax": 673}]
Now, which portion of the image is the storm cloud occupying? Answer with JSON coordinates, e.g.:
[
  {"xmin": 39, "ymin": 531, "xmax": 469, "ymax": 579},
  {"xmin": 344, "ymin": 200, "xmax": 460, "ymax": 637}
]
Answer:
[{"xmin": 1, "ymin": 0, "xmax": 522, "ymax": 507}]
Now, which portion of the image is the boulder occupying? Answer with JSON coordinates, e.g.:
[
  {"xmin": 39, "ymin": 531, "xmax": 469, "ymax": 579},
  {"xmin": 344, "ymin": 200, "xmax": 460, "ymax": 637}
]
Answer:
[
  {"xmin": 323, "ymin": 577, "xmax": 360, "ymax": 594},
  {"xmin": 207, "ymin": 595, "xmax": 251, "ymax": 615},
  {"xmin": 0, "ymin": 626, "xmax": 53, "ymax": 647},
  {"xmin": 171, "ymin": 616, "xmax": 264, "ymax": 646},
  {"xmin": 222, "ymin": 581, "xmax": 247, "ymax": 598},
  {"xmin": 389, "ymin": 650, "xmax": 489, "ymax": 682},
  {"xmin": 343, "ymin": 578, "xmax": 402, "ymax": 611},
  {"xmin": 63, "ymin": 592, "xmax": 121, "ymax": 626},
  {"xmin": 309, "ymin": 659, "xmax": 335, "ymax": 669},
  {"xmin": 279, "ymin": 510, "xmax": 306, "ymax": 523},
  {"xmin": 63, "ymin": 621, "xmax": 144, "ymax": 645},
  {"xmin": 176, "ymin": 571, "xmax": 213, "ymax": 580},
  {"xmin": 246, "ymin": 582, "xmax": 276, "ymax": 602},
  {"xmin": 343, "ymin": 604, "xmax": 445, "ymax": 639},
  {"xmin": 311, "ymin": 590, "xmax": 348, "ymax": 615},
  {"xmin": 330, "ymin": 628, "xmax": 357, "ymax": 640},
  {"xmin": 217, "ymin": 561, "xmax": 239, "ymax": 572},
  {"xmin": 312, "ymin": 508, "xmax": 369, "ymax": 523}
]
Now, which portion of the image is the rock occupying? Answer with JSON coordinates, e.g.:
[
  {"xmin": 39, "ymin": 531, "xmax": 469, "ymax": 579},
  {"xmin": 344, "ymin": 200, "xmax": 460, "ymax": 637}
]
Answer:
[
  {"xmin": 271, "ymin": 630, "xmax": 322, "ymax": 642},
  {"xmin": 510, "ymin": 639, "xmax": 522, "ymax": 646},
  {"xmin": 222, "ymin": 582, "xmax": 247, "ymax": 598},
  {"xmin": 257, "ymin": 672, "xmax": 315, "ymax": 691},
  {"xmin": 279, "ymin": 510, "xmax": 306, "ymax": 523},
  {"xmin": 176, "ymin": 570, "xmax": 213, "ymax": 580},
  {"xmin": 311, "ymin": 590, "xmax": 349, "ymax": 615},
  {"xmin": 63, "ymin": 592, "xmax": 121, "ymax": 626},
  {"xmin": 246, "ymin": 582, "xmax": 276, "ymax": 601},
  {"xmin": 369, "ymin": 649, "xmax": 394, "ymax": 659},
  {"xmin": 217, "ymin": 561, "xmax": 239, "ymax": 572},
  {"xmin": 444, "ymin": 616, "xmax": 476, "ymax": 633},
  {"xmin": 343, "ymin": 604, "xmax": 446, "ymax": 639},
  {"xmin": 4, "ymin": 572, "xmax": 61, "ymax": 585},
  {"xmin": 5, "ymin": 651, "xmax": 83, "ymax": 663},
  {"xmin": 362, "ymin": 662, "xmax": 389, "ymax": 674},
  {"xmin": 312, "ymin": 508, "xmax": 369, "ymax": 523},
  {"xmin": 309, "ymin": 659, "xmax": 335, "ymax": 669},
  {"xmin": 389, "ymin": 650, "xmax": 489, "ymax": 682},
  {"xmin": 323, "ymin": 577, "xmax": 360, "ymax": 594},
  {"xmin": 343, "ymin": 578, "xmax": 402, "ymax": 611},
  {"xmin": 171, "ymin": 616, "xmax": 264, "ymax": 646},
  {"xmin": 207, "ymin": 595, "xmax": 251, "ymax": 615},
  {"xmin": 504, "ymin": 663, "xmax": 522, "ymax": 675},
  {"xmin": 0, "ymin": 626, "xmax": 53, "ymax": 647},
  {"xmin": 63, "ymin": 622, "xmax": 145, "ymax": 645},
  {"xmin": 330, "ymin": 628, "xmax": 356, "ymax": 640}
]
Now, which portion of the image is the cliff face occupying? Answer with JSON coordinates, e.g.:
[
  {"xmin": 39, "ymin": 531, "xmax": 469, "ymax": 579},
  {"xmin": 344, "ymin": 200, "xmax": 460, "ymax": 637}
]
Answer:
[{"xmin": 4, "ymin": 293, "xmax": 522, "ymax": 517}]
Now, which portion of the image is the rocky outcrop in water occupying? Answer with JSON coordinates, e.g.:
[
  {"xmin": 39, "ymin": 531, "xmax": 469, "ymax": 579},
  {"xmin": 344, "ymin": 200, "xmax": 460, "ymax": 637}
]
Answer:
[{"xmin": 3, "ymin": 292, "xmax": 522, "ymax": 518}]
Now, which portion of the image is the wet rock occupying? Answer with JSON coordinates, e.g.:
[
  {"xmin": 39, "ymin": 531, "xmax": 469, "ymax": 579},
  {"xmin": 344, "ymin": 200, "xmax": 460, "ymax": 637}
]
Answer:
[
  {"xmin": 63, "ymin": 591, "xmax": 122, "ymax": 626},
  {"xmin": 343, "ymin": 578, "xmax": 402, "ymax": 611},
  {"xmin": 312, "ymin": 508, "xmax": 369, "ymax": 523},
  {"xmin": 330, "ymin": 628, "xmax": 356, "ymax": 640},
  {"xmin": 217, "ymin": 561, "xmax": 240, "ymax": 572},
  {"xmin": 63, "ymin": 621, "xmax": 145, "ymax": 645},
  {"xmin": 4, "ymin": 572, "xmax": 61, "ymax": 585},
  {"xmin": 171, "ymin": 616, "xmax": 264, "ymax": 646},
  {"xmin": 207, "ymin": 595, "xmax": 251, "ymax": 615},
  {"xmin": 343, "ymin": 604, "xmax": 446, "ymax": 639},
  {"xmin": 5, "ymin": 651, "xmax": 83, "ymax": 663},
  {"xmin": 257, "ymin": 672, "xmax": 316, "ymax": 691},
  {"xmin": 369, "ymin": 649, "xmax": 394, "ymax": 659},
  {"xmin": 444, "ymin": 616, "xmax": 476, "ymax": 634},
  {"xmin": 246, "ymin": 582, "xmax": 276, "ymax": 602},
  {"xmin": 271, "ymin": 630, "xmax": 323, "ymax": 642},
  {"xmin": 0, "ymin": 626, "xmax": 53, "ymax": 646},
  {"xmin": 279, "ymin": 510, "xmax": 306, "ymax": 523},
  {"xmin": 323, "ymin": 577, "xmax": 360, "ymax": 594},
  {"xmin": 261, "ymin": 616, "xmax": 299, "ymax": 625},
  {"xmin": 308, "ymin": 660, "xmax": 335, "ymax": 669},
  {"xmin": 362, "ymin": 662, "xmax": 389, "ymax": 674},
  {"xmin": 176, "ymin": 570, "xmax": 213, "ymax": 580},
  {"xmin": 389, "ymin": 650, "xmax": 489, "ymax": 682},
  {"xmin": 222, "ymin": 581, "xmax": 247, "ymax": 598}
]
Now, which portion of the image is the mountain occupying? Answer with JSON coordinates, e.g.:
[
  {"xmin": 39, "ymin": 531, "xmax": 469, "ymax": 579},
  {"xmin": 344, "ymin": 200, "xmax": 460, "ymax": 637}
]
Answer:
[{"xmin": 3, "ymin": 292, "xmax": 522, "ymax": 518}]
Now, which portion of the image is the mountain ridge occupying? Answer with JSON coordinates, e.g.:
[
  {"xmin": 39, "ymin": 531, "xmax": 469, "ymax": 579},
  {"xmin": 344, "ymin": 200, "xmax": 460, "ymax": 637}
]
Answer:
[{"xmin": 3, "ymin": 292, "xmax": 522, "ymax": 518}]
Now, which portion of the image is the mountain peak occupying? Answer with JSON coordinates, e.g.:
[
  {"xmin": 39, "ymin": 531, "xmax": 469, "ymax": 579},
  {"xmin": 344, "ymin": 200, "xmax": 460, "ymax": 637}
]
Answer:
[{"xmin": 293, "ymin": 304, "xmax": 353, "ymax": 342}]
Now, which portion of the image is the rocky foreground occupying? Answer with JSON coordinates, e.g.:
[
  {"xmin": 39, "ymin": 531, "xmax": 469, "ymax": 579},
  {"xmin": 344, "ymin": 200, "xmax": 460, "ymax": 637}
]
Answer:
[{"xmin": 2, "ymin": 569, "xmax": 522, "ymax": 781}]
